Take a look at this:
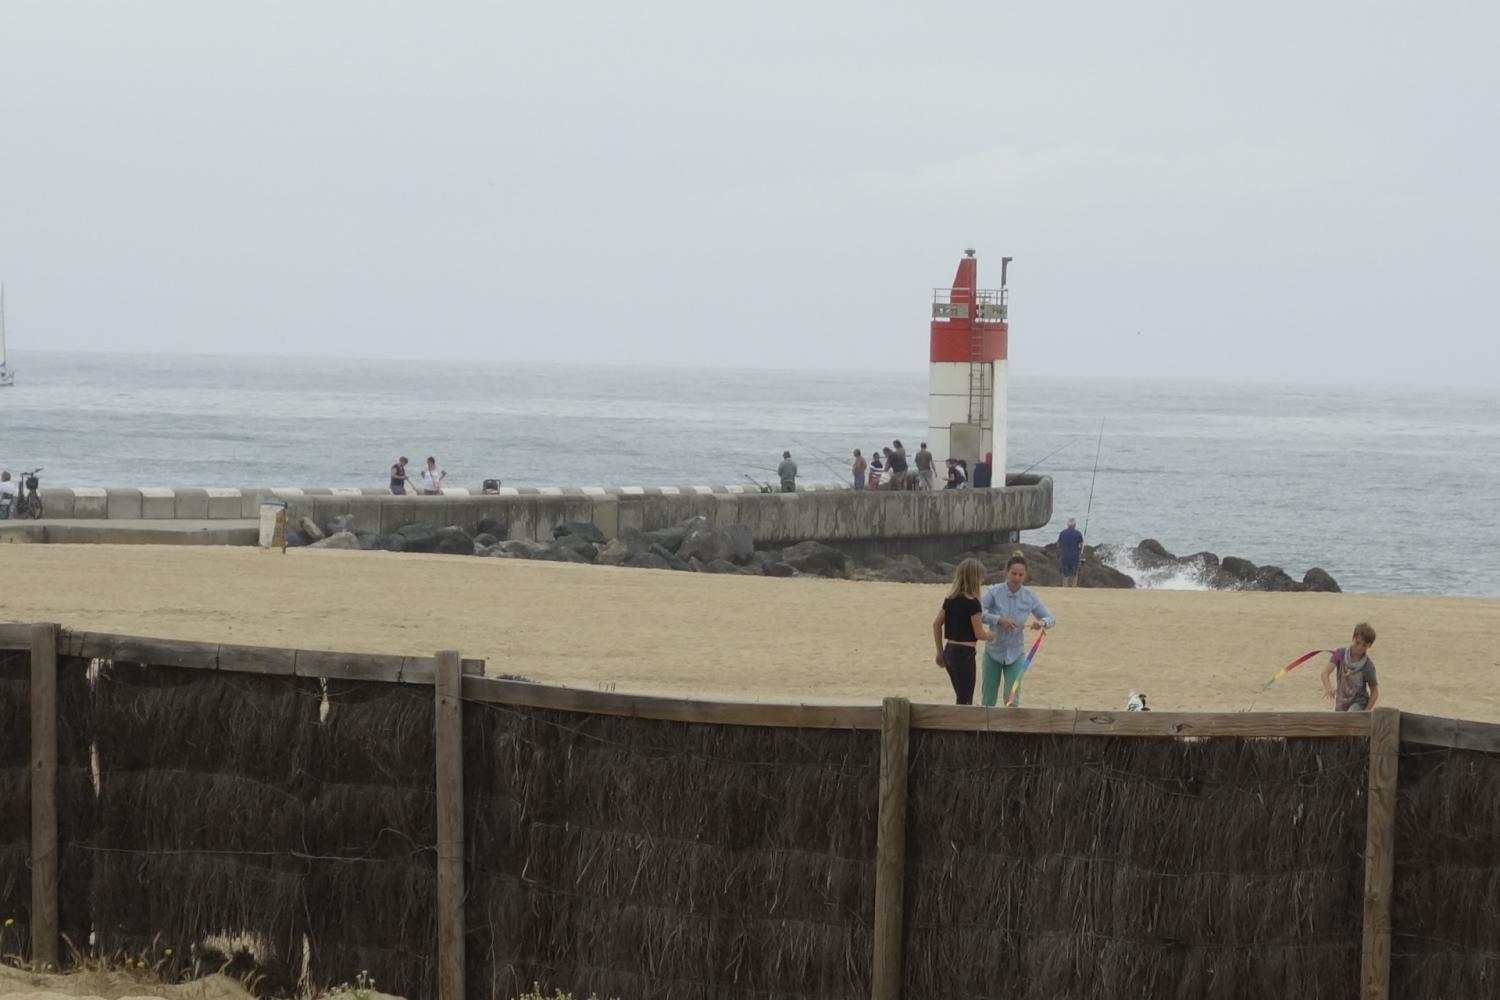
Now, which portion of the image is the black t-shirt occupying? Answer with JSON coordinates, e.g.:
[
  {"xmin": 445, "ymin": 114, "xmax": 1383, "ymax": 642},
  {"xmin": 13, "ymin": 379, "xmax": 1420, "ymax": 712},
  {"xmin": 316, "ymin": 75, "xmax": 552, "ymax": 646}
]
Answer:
[{"xmin": 943, "ymin": 595, "xmax": 982, "ymax": 642}]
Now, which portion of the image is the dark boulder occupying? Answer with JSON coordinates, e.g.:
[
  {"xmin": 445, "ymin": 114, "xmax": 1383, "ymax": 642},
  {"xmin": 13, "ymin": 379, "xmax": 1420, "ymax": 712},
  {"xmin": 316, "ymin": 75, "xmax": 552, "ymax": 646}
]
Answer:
[
  {"xmin": 1253, "ymin": 565, "xmax": 1300, "ymax": 592},
  {"xmin": 554, "ymin": 533, "xmax": 601, "ymax": 561},
  {"xmin": 678, "ymin": 523, "xmax": 755, "ymax": 565},
  {"xmin": 396, "ymin": 523, "xmax": 440, "ymax": 553},
  {"xmin": 1220, "ymin": 556, "xmax": 1258, "ymax": 583},
  {"xmin": 489, "ymin": 540, "xmax": 551, "ymax": 559},
  {"xmin": 473, "ymin": 532, "xmax": 498, "ymax": 548},
  {"xmin": 700, "ymin": 558, "xmax": 746, "ymax": 575},
  {"xmin": 1303, "ymin": 568, "xmax": 1342, "ymax": 593},
  {"xmin": 554, "ymin": 522, "xmax": 608, "ymax": 545},
  {"xmin": 780, "ymin": 540, "xmax": 850, "ymax": 578},
  {"xmin": 645, "ymin": 517, "xmax": 707, "ymax": 554},
  {"xmin": 764, "ymin": 562, "xmax": 796, "ymax": 578},
  {"xmin": 624, "ymin": 551, "xmax": 674, "ymax": 571},
  {"xmin": 433, "ymin": 526, "xmax": 476, "ymax": 556},
  {"xmin": 475, "ymin": 516, "xmax": 508, "ymax": 539},
  {"xmin": 1133, "ymin": 538, "xmax": 1176, "ymax": 569},
  {"xmin": 648, "ymin": 543, "xmax": 694, "ymax": 572},
  {"xmin": 376, "ymin": 534, "xmax": 406, "ymax": 552}
]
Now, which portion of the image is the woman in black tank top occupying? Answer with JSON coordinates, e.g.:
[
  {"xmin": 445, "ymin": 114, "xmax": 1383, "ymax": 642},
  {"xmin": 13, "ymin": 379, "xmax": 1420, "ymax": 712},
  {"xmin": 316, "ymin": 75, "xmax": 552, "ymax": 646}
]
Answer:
[{"xmin": 932, "ymin": 558, "xmax": 994, "ymax": 705}]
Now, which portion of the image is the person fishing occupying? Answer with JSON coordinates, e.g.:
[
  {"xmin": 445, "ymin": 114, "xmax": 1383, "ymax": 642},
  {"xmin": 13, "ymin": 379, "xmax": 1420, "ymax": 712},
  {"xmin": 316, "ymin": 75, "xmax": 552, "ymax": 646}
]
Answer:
[{"xmin": 777, "ymin": 451, "xmax": 798, "ymax": 492}]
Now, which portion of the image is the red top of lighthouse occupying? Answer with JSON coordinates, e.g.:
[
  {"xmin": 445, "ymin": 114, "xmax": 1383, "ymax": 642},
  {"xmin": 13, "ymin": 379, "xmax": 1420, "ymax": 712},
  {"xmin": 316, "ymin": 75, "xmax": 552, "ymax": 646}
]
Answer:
[{"xmin": 930, "ymin": 250, "xmax": 1009, "ymax": 364}]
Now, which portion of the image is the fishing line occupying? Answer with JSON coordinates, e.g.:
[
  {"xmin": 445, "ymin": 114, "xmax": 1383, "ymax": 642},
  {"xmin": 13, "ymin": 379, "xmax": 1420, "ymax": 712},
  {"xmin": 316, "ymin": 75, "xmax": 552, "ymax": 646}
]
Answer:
[
  {"xmin": 1081, "ymin": 418, "xmax": 1105, "ymax": 542},
  {"xmin": 1017, "ymin": 438, "xmax": 1077, "ymax": 477}
]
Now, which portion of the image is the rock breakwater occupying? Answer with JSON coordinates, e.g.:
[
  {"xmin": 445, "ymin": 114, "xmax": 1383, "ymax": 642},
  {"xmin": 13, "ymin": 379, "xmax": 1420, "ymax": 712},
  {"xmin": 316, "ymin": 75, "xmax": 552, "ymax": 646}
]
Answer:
[{"xmin": 294, "ymin": 514, "xmax": 1339, "ymax": 592}]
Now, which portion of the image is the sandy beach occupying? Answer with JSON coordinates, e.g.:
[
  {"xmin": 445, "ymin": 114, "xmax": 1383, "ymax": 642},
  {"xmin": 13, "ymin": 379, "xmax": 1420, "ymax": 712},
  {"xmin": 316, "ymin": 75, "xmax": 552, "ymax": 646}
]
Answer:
[{"xmin": 2, "ymin": 544, "xmax": 1496, "ymax": 720}]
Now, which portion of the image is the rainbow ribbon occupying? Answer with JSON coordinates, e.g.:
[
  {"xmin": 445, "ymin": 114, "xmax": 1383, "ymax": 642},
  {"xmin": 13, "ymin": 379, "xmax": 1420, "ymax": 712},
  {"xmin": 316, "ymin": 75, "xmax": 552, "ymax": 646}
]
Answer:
[
  {"xmin": 1262, "ymin": 649, "xmax": 1337, "ymax": 690},
  {"xmin": 1005, "ymin": 629, "xmax": 1047, "ymax": 706}
]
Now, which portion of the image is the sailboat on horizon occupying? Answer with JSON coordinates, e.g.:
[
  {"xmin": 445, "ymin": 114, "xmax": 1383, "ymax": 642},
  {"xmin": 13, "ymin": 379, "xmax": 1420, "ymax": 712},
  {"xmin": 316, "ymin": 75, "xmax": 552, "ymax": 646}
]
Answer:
[{"xmin": 0, "ymin": 285, "xmax": 13, "ymax": 387}]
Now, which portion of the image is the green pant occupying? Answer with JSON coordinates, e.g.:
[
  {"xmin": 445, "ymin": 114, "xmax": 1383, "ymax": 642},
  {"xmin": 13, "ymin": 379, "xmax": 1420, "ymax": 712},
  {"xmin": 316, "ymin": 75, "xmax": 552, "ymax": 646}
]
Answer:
[{"xmin": 981, "ymin": 652, "xmax": 1026, "ymax": 707}]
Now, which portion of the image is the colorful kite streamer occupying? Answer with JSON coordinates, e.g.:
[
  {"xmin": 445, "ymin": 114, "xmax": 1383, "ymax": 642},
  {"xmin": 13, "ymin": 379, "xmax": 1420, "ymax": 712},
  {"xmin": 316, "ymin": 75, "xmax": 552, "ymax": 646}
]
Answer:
[
  {"xmin": 1262, "ymin": 649, "xmax": 1337, "ymax": 690},
  {"xmin": 1005, "ymin": 628, "xmax": 1047, "ymax": 706}
]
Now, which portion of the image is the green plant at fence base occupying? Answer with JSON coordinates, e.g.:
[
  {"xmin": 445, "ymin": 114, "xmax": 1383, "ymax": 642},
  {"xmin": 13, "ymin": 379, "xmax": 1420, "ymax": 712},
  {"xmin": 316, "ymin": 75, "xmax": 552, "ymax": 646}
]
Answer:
[
  {"xmin": 328, "ymin": 969, "xmax": 375, "ymax": 1000},
  {"xmin": 513, "ymin": 983, "xmax": 618, "ymax": 1000}
]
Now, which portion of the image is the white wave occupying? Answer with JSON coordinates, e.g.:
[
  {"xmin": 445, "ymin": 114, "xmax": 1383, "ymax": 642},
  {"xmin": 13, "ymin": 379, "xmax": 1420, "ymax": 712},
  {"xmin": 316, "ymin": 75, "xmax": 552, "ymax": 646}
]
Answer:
[{"xmin": 1097, "ymin": 546, "xmax": 1223, "ymax": 591}]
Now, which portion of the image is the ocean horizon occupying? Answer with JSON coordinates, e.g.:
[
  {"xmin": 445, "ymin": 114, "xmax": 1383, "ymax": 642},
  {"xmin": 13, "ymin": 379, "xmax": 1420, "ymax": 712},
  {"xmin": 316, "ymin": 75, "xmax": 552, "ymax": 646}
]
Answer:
[{"xmin": 2, "ymin": 349, "xmax": 1497, "ymax": 598}]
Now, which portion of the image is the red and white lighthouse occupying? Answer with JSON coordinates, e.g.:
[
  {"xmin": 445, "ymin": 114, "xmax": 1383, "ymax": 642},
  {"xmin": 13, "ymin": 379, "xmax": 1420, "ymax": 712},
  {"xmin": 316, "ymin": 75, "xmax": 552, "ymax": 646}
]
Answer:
[{"xmin": 928, "ymin": 249, "xmax": 1012, "ymax": 481}]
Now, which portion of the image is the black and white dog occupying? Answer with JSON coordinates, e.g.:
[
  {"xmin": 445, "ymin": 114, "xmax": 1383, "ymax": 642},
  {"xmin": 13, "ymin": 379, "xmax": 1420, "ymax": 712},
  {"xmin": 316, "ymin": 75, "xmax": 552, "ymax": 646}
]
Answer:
[{"xmin": 1125, "ymin": 691, "xmax": 1151, "ymax": 712}]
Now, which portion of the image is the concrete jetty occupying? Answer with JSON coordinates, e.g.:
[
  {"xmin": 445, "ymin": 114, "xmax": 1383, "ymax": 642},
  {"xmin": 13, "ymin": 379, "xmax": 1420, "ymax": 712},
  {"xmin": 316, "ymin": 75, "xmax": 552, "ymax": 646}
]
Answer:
[{"xmin": 1, "ymin": 477, "xmax": 1052, "ymax": 556}]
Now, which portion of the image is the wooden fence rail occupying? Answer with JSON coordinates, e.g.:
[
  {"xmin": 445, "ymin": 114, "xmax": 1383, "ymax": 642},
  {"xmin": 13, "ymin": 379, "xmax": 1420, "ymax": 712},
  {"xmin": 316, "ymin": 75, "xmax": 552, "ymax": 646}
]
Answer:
[{"xmin": 6, "ymin": 622, "xmax": 1500, "ymax": 999}]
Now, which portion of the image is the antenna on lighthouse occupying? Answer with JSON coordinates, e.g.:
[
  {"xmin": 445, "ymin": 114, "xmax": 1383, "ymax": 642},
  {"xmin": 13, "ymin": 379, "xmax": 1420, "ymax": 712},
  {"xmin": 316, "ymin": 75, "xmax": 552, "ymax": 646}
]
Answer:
[{"xmin": 964, "ymin": 248, "xmax": 976, "ymax": 258}]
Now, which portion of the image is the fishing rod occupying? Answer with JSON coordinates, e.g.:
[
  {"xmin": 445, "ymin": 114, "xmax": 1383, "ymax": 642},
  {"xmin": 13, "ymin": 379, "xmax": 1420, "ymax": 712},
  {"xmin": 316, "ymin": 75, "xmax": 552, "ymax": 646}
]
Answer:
[
  {"xmin": 743, "ymin": 473, "xmax": 774, "ymax": 493},
  {"xmin": 1081, "ymin": 418, "xmax": 1105, "ymax": 542},
  {"xmin": 1017, "ymin": 438, "xmax": 1077, "ymax": 477},
  {"xmin": 792, "ymin": 438, "xmax": 852, "ymax": 485}
]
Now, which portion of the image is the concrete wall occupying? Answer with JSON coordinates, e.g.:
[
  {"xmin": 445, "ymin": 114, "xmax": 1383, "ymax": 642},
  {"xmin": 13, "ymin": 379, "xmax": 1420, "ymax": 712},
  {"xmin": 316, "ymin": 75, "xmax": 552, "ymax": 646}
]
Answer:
[{"xmin": 271, "ymin": 477, "xmax": 1054, "ymax": 557}]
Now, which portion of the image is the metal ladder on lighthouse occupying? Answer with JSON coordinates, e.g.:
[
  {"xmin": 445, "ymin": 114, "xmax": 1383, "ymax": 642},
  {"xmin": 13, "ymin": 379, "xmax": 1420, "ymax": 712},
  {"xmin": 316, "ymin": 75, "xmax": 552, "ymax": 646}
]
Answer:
[{"xmin": 966, "ymin": 324, "xmax": 989, "ymax": 427}]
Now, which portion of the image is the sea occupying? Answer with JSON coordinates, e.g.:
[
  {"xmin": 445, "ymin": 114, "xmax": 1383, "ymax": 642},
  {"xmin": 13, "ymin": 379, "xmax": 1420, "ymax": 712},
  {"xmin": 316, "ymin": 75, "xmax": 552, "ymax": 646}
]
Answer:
[{"xmin": 2, "ymin": 351, "xmax": 1497, "ymax": 598}]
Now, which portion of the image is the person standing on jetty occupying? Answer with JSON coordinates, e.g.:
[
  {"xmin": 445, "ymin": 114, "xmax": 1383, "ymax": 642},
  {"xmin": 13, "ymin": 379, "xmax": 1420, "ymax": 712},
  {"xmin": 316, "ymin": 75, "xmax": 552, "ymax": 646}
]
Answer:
[
  {"xmin": 980, "ymin": 554, "xmax": 1055, "ymax": 707},
  {"xmin": 1057, "ymin": 517, "xmax": 1085, "ymax": 587},
  {"xmin": 886, "ymin": 444, "xmax": 908, "ymax": 489},
  {"xmin": 420, "ymin": 457, "xmax": 446, "ymax": 495},
  {"xmin": 915, "ymin": 442, "xmax": 935, "ymax": 490},
  {"xmin": 777, "ymin": 451, "xmax": 798, "ymax": 492},
  {"xmin": 1322, "ymin": 623, "xmax": 1380, "ymax": 711},
  {"xmin": 389, "ymin": 457, "xmax": 412, "ymax": 495},
  {"xmin": 852, "ymin": 449, "xmax": 867, "ymax": 490},
  {"xmin": 867, "ymin": 450, "xmax": 883, "ymax": 490},
  {"xmin": 932, "ymin": 558, "xmax": 995, "ymax": 705}
]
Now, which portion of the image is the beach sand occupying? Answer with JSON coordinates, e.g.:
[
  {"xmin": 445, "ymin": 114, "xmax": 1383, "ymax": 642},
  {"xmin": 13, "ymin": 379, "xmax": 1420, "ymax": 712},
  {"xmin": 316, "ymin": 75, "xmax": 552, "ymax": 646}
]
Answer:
[{"xmin": 3, "ymin": 544, "xmax": 1497, "ymax": 720}]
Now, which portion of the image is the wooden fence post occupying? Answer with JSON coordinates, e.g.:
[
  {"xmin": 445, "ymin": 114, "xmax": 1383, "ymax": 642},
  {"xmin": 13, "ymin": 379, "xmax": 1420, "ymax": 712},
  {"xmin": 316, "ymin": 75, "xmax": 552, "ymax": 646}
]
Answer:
[
  {"xmin": 433, "ymin": 650, "xmax": 466, "ymax": 1000},
  {"xmin": 30, "ymin": 623, "xmax": 59, "ymax": 971},
  {"xmin": 872, "ymin": 696, "xmax": 911, "ymax": 1000},
  {"xmin": 1361, "ymin": 707, "xmax": 1400, "ymax": 1000}
]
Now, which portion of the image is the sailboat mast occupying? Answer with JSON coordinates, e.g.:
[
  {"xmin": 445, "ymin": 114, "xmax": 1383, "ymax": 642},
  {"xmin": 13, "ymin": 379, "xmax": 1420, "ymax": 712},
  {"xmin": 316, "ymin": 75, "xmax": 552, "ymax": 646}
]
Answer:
[{"xmin": 0, "ymin": 283, "xmax": 12, "ymax": 386}]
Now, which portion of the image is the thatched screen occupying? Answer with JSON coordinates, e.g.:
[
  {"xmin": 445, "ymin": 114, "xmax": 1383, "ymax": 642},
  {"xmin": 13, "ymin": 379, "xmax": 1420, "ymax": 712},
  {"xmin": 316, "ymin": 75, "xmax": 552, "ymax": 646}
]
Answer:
[
  {"xmin": 1391, "ymin": 742, "xmax": 1500, "ymax": 996},
  {"xmin": 0, "ymin": 650, "xmax": 29, "ymax": 941},
  {"xmin": 83, "ymin": 663, "xmax": 441, "ymax": 999},
  {"xmin": 302, "ymin": 680, "xmax": 437, "ymax": 997},
  {"xmin": 87, "ymin": 663, "xmax": 318, "ymax": 988},
  {"xmin": 903, "ymin": 732, "xmax": 1369, "ymax": 1000},
  {"xmin": 462, "ymin": 703, "xmax": 879, "ymax": 1000}
]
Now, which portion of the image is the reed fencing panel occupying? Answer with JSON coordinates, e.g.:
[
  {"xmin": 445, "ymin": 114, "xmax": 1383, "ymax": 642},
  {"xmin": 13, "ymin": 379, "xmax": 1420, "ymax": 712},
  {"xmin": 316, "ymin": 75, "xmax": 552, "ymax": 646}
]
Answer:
[{"xmin": 4, "ymin": 625, "xmax": 1499, "ymax": 1000}]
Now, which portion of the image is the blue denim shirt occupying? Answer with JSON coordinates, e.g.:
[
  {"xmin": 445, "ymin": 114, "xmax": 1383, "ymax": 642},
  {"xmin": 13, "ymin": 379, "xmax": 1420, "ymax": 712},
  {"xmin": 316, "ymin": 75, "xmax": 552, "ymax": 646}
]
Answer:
[{"xmin": 980, "ymin": 583, "xmax": 1056, "ymax": 663}]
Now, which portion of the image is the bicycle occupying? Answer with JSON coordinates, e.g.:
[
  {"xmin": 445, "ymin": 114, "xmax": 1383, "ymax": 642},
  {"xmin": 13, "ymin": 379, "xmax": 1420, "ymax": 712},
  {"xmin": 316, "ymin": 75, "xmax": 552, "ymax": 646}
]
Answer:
[{"xmin": 13, "ymin": 468, "xmax": 43, "ymax": 519}]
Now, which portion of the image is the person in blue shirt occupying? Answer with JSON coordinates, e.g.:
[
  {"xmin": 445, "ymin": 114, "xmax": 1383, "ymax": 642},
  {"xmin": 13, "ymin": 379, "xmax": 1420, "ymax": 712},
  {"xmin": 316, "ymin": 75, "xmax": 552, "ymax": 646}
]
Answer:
[
  {"xmin": 1057, "ymin": 517, "xmax": 1085, "ymax": 587},
  {"xmin": 979, "ymin": 554, "xmax": 1056, "ymax": 707}
]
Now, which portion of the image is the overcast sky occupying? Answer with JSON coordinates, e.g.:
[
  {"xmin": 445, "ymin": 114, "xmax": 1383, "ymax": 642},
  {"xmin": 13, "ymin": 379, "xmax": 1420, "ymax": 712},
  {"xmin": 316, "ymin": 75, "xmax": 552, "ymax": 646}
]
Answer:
[{"xmin": 1, "ymin": 2, "xmax": 1496, "ymax": 384}]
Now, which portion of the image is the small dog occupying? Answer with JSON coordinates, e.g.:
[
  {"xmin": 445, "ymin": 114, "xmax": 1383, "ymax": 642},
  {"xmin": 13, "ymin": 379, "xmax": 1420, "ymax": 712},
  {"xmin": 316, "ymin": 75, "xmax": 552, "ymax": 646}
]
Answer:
[{"xmin": 1125, "ymin": 691, "xmax": 1151, "ymax": 712}]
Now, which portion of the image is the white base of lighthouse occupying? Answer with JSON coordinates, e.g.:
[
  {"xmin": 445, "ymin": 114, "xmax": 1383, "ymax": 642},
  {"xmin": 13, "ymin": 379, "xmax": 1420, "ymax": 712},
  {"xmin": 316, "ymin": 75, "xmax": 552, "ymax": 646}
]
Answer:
[{"xmin": 926, "ymin": 359, "xmax": 1008, "ymax": 483}]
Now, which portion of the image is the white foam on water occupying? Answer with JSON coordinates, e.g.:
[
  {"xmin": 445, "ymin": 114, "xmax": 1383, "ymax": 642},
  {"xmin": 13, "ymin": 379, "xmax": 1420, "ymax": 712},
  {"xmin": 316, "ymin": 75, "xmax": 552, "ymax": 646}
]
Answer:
[{"xmin": 1098, "ymin": 546, "xmax": 1223, "ymax": 592}]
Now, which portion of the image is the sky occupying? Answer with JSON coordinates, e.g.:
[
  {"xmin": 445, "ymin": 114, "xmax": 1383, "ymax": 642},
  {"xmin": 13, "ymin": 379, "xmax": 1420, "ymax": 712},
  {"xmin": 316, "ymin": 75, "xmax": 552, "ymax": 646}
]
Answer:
[{"xmin": 1, "ymin": 1, "xmax": 1497, "ymax": 384}]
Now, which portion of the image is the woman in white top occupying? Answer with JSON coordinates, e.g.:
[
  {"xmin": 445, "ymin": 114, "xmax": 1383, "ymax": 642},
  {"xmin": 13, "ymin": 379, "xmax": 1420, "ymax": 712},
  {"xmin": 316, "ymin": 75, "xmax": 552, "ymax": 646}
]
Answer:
[{"xmin": 420, "ymin": 456, "xmax": 447, "ymax": 495}]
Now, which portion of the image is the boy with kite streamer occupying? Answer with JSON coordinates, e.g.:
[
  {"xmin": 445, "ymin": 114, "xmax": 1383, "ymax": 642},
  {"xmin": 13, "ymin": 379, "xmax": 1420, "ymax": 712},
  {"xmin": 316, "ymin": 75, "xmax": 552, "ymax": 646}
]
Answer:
[{"xmin": 1322, "ymin": 622, "xmax": 1380, "ymax": 712}]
